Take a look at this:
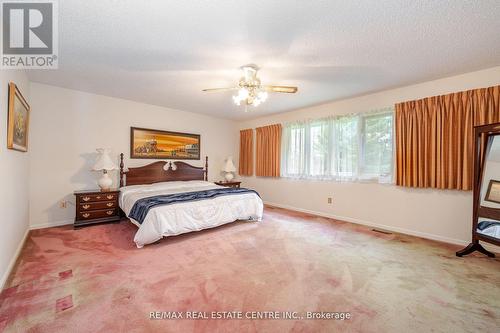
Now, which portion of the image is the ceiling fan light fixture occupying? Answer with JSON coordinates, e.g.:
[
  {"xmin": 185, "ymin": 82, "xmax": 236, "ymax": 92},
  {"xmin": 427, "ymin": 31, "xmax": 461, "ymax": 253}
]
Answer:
[
  {"xmin": 238, "ymin": 88, "xmax": 249, "ymax": 99},
  {"xmin": 232, "ymin": 88, "xmax": 249, "ymax": 105},
  {"xmin": 232, "ymin": 95, "xmax": 241, "ymax": 106},
  {"xmin": 258, "ymin": 91, "xmax": 268, "ymax": 102},
  {"xmin": 204, "ymin": 64, "xmax": 297, "ymax": 110}
]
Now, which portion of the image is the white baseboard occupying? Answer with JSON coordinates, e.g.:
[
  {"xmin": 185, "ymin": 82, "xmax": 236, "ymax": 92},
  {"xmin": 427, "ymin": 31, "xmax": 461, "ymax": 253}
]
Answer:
[
  {"xmin": 0, "ymin": 227, "xmax": 29, "ymax": 290},
  {"xmin": 264, "ymin": 201, "xmax": 470, "ymax": 246},
  {"xmin": 29, "ymin": 219, "xmax": 73, "ymax": 230}
]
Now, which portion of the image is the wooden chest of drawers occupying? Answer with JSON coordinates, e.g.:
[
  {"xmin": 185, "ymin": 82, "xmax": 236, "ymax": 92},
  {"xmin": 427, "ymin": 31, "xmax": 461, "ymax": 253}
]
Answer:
[{"xmin": 74, "ymin": 189, "xmax": 121, "ymax": 227}]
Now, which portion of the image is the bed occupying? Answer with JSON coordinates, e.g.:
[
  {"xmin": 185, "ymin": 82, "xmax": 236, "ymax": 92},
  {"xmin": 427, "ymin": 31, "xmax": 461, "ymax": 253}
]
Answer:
[{"xmin": 118, "ymin": 154, "xmax": 263, "ymax": 247}]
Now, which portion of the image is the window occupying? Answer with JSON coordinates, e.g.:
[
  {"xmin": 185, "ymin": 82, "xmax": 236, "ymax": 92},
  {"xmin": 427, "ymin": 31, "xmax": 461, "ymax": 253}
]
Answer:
[
  {"xmin": 281, "ymin": 109, "xmax": 394, "ymax": 183},
  {"xmin": 310, "ymin": 120, "xmax": 330, "ymax": 176},
  {"xmin": 360, "ymin": 112, "xmax": 393, "ymax": 181},
  {"xmin": 332, "ymin": 115, "xmax": 359, "ymax": 179},
  {"xmin": 281, "ymin": 123, "xmax": 306, "ymax": 177}
]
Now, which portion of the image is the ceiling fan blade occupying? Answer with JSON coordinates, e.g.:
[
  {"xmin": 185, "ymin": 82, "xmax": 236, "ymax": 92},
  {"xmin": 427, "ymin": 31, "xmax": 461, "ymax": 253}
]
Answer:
[
  {"xmin": 264, "ymin": 85, "xmax": 298, "ymax": 93},
  {"xmin": 202, "ymin": 87, "xmax": 238, "ymax": 92}
]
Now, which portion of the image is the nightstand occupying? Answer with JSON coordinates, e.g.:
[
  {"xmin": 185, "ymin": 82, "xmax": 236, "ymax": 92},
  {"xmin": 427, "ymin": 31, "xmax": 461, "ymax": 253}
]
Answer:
[
  {"xmin": 74, "ymin": 189, "xmax": 121, "ymax": 227},
  {"xmin": 214, "ymin": 181, "xmax": 241, "ymax": 188}
]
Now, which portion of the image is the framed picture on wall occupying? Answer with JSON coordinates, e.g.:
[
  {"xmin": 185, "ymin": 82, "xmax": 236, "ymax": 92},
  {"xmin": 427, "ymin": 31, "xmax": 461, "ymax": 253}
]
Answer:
[
  {"xmin": 485, "ymin": 180, "xmax": 500, "ymax": 204},
  {"xmin": 130, "ymin": 127, "xmax": 200, "ymax": 160},
  {"xmin": 7, "ymin": 82, "xmax": 31, "ymax": 152}
]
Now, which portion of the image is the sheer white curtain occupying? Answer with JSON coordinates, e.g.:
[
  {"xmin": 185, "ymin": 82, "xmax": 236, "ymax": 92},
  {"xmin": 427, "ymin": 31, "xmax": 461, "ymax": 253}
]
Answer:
[
  {"xmin": 281, "ymin": 120, "xmax": 309, "ymax": 178},
  {"xmin": 331, "ymin": 115, "xmax": 359, "ymax": 180},
  {"xmin": 359, "ymin": 111, "xmax": 394, "ymax": 182},
  {"xmin": 281, "ymin": 108, "xmax": 394, "ymax": 183}
]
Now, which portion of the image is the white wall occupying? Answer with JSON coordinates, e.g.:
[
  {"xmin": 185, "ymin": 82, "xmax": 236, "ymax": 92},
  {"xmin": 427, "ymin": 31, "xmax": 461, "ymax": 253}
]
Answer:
[
  {"xmin": 29, "ymin": 83, "xmax": 238, "ymax": 228},
  {"xmin": 236, "ymin": 66, "xmax": 500, "ymax": 245},
  {"xmin": 0, "ymin": 70, "xmax": 30, "ymax": 288}
]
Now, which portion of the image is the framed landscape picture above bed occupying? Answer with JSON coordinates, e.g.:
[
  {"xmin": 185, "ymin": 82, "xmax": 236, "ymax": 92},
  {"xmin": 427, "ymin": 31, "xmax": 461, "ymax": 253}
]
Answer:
[
  {"xmin": 7, "ymin": 82, "xmax": 30, "ymax": 152},
  {"xmin": 130, "ymin": 127, "xmax": 200, "ymax": 160}
]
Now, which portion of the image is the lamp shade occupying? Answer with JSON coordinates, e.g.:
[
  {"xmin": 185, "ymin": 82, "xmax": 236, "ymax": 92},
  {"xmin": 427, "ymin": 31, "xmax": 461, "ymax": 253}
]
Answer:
[
  {"xmin": 222, "ymin": 156, "xmax": 236, "ymax": 173},
  {"xmin": 92, "ymin": 148, "xmax": 118, "ymax": 171}
]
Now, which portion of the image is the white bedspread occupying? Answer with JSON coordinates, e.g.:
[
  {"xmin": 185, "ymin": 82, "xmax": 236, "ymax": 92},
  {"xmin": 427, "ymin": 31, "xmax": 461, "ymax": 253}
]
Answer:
[
  {"xmin": 119, "ymin": 181, "xmax": 263, "ymax": 247},
  {"xmin": 477, "ymin": 218, "xmax": 500, "ymax": 239}
]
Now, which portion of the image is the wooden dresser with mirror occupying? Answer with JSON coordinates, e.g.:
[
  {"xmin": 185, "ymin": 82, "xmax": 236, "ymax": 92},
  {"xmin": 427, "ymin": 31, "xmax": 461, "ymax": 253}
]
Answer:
[{"xmin": 457, "ymin": 122, "xmax": 500, "ymax": 257}]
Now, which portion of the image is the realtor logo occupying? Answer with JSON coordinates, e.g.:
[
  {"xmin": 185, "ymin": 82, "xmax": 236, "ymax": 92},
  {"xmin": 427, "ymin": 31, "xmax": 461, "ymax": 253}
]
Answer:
[{"xmin": 1, "ymin": 0, "xmax": 58, "ymax": 69}]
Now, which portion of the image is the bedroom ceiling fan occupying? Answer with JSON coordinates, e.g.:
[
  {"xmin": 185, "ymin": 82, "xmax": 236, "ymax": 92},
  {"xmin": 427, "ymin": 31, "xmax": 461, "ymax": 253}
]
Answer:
[{"xmin": 202, "ymin": 64, "xmax": 298, "ymax": 109}]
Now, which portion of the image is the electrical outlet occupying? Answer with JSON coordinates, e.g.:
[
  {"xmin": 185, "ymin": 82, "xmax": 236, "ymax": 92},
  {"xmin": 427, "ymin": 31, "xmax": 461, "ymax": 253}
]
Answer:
[
  {"xmin": 327, "ymin": 197, "xmax": 333, "ymax": 204},
  {"xmin": 60, "ymin": 200, "xmax": 67, "ymax": 208}
]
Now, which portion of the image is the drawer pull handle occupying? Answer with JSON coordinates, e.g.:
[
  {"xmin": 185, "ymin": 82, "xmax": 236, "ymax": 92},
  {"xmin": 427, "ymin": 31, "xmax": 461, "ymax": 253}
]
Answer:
[
  {"xmin": 82, "ymin": 213, "xmax": 90, "ymax": 218},
  {"xmin": 96, "ymin": 196, "xmax": 101, "ymax": 199},
  {"xmin": 82, "ymin": 196, "xmax": 90, "ymax": 202},
  {"xmin": 106, "ymin": 210, "xmax": 113, "ymax": 215},
  {"xmin": 82, "ymin": 204, "xmax": 90, "ymax": 209},
  {"xmin": 106, "ymin": 195, "xmax": 114, "ymax": 199},
  {"xmin": 106, "ymin": 202, "xmax": 114, "ymax": 207}
]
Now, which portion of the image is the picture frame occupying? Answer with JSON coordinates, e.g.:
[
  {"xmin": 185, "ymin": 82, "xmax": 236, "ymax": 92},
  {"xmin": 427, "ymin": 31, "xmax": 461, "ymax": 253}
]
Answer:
[
  {"xmin": 7, "ymin": 82, "xmax": 30, "ymax": 152},
  {"xmin": 485, "ymin": 179, "xmax": 500, "ymax": 204},
  {"xmin": 130, "ymin": 127, "xmax": 200, "ymax": 160}
]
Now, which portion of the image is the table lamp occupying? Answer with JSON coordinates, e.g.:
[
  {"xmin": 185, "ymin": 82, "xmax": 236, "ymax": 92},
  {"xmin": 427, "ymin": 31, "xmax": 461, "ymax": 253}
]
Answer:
[
  {"xmin": 92, "ymin": 148, "xmax": 118, "ymax": 190},
  {"xmin": 222, "ymin": 156, "xmax": 236, "ymax": 182}
]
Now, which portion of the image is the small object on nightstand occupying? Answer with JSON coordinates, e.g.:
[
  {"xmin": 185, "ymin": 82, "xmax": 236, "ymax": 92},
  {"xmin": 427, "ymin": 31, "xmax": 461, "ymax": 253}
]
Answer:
[
  {"xmin": 222, "ymin": 156, "xmax": 236, "ymax": 182},
  {"xmin": 92, "ymin": 148, "xmax": 118, "ymax": 190},
  {"xmin": 214, "ymin": 181, "xmax": 241, "ymax": 188},
  {"xmin": 74, "ymin": 189, "xmax": 121, "ymax": 227}
]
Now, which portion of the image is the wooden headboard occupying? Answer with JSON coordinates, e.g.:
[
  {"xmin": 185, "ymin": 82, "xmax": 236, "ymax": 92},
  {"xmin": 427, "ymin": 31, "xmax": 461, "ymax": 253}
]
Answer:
[{"xmin": 119, "ymin": 153, "xmax": 208, "ymax": 187}]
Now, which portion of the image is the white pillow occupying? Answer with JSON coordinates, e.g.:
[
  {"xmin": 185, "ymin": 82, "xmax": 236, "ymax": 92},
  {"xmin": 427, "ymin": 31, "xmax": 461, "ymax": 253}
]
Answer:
[
  {"xmin": 177, "ymin": 180, "xmax": 214, "ymax": 188},
  {"xmin": 148, "ymin": 180, "xmax": 213, "ymax": 190},
  {"xmin": 119, "ymin": 183, "xmax": 152, "ymax": 196},
  {"xmin": 120, "ymin": 180, "xmax": 214, "ymax": 196}
]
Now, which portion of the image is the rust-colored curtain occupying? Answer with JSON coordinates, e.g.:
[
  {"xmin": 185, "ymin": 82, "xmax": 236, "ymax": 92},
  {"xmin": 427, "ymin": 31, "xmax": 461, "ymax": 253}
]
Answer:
[
  {"xmin": 256, "ymin": 124, "xmax": 282, "ymax": 177},
  {"xmin": 395, "ymin": 85, "xmax": 500, "ymax": 190},
  {"xmin": 239, "ymin": 129, "xmax": 254, "ymax": 176}
]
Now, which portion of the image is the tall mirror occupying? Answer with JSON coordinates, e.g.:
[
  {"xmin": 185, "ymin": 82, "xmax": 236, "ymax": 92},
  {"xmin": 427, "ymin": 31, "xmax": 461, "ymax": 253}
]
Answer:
[
  {"xmin": 457, "ymin": 122, "xmax": 500, "ymax": 257},
  {"xmin": 478, "ymin": 136, "xmax": 500, "ymax": 241}
]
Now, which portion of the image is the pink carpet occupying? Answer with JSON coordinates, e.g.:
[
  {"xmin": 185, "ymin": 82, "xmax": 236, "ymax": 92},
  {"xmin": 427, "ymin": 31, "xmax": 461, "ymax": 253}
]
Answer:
[{"xmin": 1, "ymin": 206, "xmax": 499, "ymax": 332}]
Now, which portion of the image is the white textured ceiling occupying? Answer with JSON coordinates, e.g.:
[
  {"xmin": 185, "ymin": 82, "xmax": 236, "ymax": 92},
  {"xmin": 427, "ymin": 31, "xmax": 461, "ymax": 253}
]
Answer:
[{"xmin": 28, "ymin": 0, "xmax": 500, "ymax": 120}]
